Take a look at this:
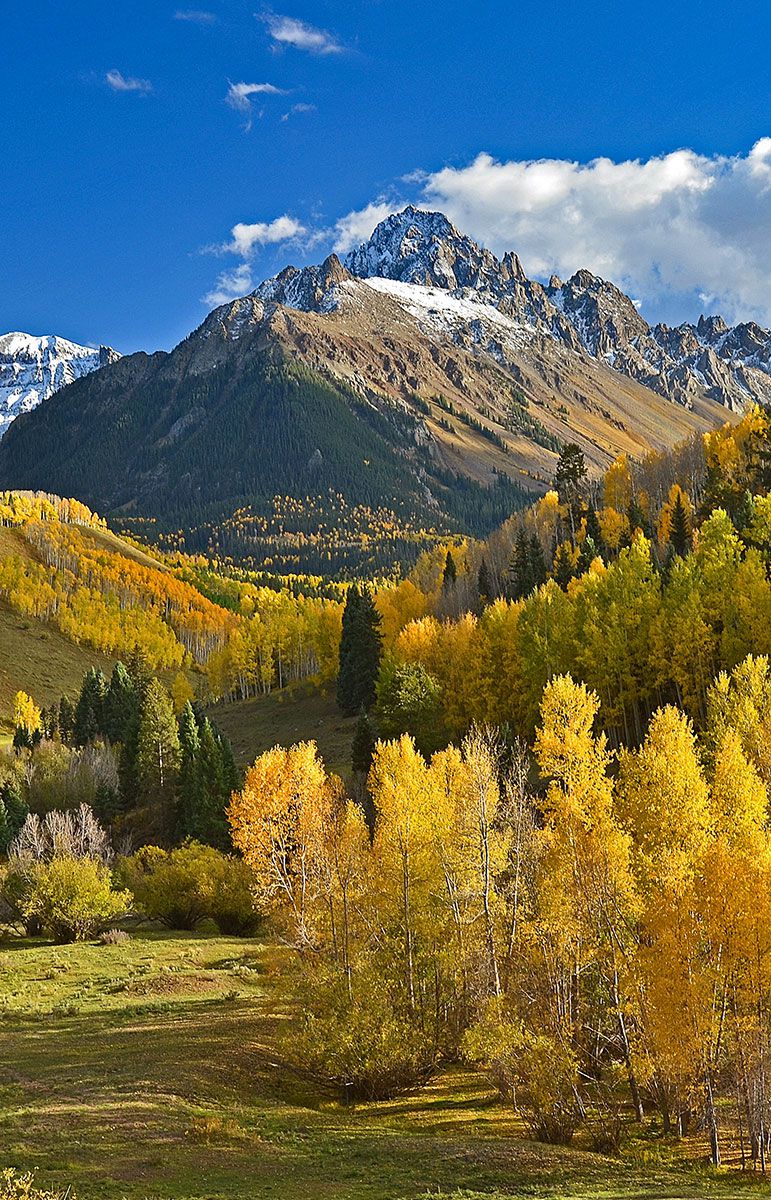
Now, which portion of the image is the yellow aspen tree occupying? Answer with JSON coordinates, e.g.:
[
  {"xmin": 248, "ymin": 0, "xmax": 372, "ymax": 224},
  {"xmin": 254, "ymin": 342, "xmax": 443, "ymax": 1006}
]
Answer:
[
  {"xmin": 617, "ymin": 706, "xmax": 712, "ymax": 1136},
  {"xmin": 13, "ymin": 691, "xmax": 42, "ymax": 736},
  {"xmin": 370, "ymin": 735, "xmax": 437, "ymax": 1014},
  {"xmin": 535, "ymin": 675, "xmax": 642, "ymax": 1116},
  {"xmin": 229, "ymin": 741, "xmax": 332, "ymax": 947}
]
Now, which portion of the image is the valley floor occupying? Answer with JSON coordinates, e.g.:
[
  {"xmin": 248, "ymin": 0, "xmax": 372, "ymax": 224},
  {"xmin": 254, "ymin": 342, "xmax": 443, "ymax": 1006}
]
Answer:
[{"xmin": 0, "ymin": 931, "xmax": 768, "ymax": 1200}]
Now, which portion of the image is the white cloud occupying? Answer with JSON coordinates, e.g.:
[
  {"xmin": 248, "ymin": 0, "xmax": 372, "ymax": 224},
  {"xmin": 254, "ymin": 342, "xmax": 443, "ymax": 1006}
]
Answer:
[
  {"xmin": 281, "ymin": 102, "xmax": 317, "ymax": 121},
  {"xmin": 203, "ymin": 262, "xmax": 255, "ymax": 307},
  {"xmin": 332, "ymin": 140, "xmax": 771, "ymax": 326},
  {"xmin": 203, "ymin": 214, "xmax": 307, "ymax": 304},
  {"xmin": 260, "ymin": 12, "xmax": 343, "ymax": 54},
  {"xmin": 225, "ymin": 215, "xmax": 306, "ymax": 256},
  {"xmin": 105, "ymin": 69, "xmax": 152, "ymax": 94},
  {"xmin": 174, "ymin": 9, "xmax": 217, "ymax": 22},
  {"xmin": 420, "ymin": 144, "xmax": 771, "ymax": 325},
  {"xmin": 226, "ymin": 80, "xmax": 286, "ymax": 129},
  {"xmin": 332, "ymin": 201, "xmax": 398, "ymax": 253}
]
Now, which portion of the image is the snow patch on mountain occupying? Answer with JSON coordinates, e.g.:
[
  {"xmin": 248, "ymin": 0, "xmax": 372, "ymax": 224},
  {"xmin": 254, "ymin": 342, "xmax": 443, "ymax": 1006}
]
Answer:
[{"xmin": 0, "ymin": 333, "xmax": 119, "ymax": 437}]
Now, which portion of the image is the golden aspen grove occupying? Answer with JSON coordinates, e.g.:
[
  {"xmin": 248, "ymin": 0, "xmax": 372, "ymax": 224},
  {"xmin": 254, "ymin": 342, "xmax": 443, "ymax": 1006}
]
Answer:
[{"xmin": 8, "ymin": 411, "xmax": 771, "ymax": 1196}]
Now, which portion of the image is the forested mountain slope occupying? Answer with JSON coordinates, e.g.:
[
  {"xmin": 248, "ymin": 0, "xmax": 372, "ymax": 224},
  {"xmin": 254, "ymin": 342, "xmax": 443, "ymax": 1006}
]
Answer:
[{"xmin": 0, "ymin": 210, "xmax": 735, "ymax": 573}]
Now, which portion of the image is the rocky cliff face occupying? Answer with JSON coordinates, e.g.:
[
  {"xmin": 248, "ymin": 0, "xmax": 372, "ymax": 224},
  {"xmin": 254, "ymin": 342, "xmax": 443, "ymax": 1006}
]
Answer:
[
  {"xmin": 334, "ymin": 206, "xmax": 771, "ymax": 412},
  {"xmin": 0, "ymin": 333, "xmax": 120, "ymax": 437}
]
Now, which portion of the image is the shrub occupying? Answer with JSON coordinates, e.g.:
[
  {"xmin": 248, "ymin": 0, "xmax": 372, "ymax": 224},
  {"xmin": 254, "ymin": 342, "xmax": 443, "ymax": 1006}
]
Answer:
[
  {"xmin": 289, "ymin": 965, "xmax": 437, "ymax": 1101},
  {"xmin": 22, "ymin": 857, "xmax": 131, "ymax": 943},
  {"xmin": 117, "ymin": 842, "xmax": 260, "ymax": 935},
  {"xmin": 99, "ymin": 928, "xmax": 130, "ymax": 945},
  {"xmin": 464, "ymin": 1008, "xmax": 583, "ymax": 1144},
  {"xmin": 0, "ymin": 861, "xmax": 39, "ymax": 934},
  {"xmin": 0, "ymin": 1171, "xmax": 74, "ymax": 1200}
]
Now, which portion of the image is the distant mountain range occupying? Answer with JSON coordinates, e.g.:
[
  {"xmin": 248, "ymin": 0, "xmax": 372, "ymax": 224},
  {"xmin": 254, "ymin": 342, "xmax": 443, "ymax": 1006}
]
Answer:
[
  {"xmin": 0, "ymin": 207, "xmax": 765, "ymax": 565},
  {"xmin": 0, "ymin": 333, "xmax": 119, "ymax": 438}
]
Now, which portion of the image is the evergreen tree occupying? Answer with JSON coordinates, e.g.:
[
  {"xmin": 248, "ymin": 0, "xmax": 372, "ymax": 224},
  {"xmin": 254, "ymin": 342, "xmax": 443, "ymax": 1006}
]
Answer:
[
  {"xmin": 197, "ymin": 718, "xmax": 230, "ymax": 848},
  {"xmin": 585, "ymin": 502, "xmax": 604, "ymax": 553},
  {"xmin": 352, "ymin": 709, "xmax": 378, "ymax": 775},
  {"xmin": 104, "ymin": 661, "xmax": 137, "ymax": 743},
  {"xmin": 2, "ymin": 781, "xmax": 27, "ymax": 838},
  {"xmin": 477, "ymin": 557, "xmax": 493, "ymax": 607},
  {"xmin": 177, "ymin": 700, "xmax": 204, "ymax": 839},
  {"xmin": 553, "ymin": 541, "xmax": 576, "ymax": 590},
  {"xmin": 336, "ymin": 585, "xmax": 383, "ymax": 716},
  {"xmin": 669, "ymin": 491, "xmax": 692, "ymax": 557},
  {"xmin": 58, "ymin": 695, "xmax": 75, "ymax": 744},
  {"xmin": 442, "ymin": 549, "xmax": 458, "ymax": 590},
  {"xmin": 337, "ymin": 586, "xmax": 362, "ymax": 714},
  {"xmin": 40, "ymin": 704, "xmax": 59, "ymax": 741},
  {"xmin": 136, "ymin": 679, "xmax": 180, "ymax": 812},
  {"xmin": 627, "ymin": 495, "xmax": 649, "ymax": 538},
  {"xmin": 74, "ymin": 668, "xmax": 107, "ymax": 745},
  {"xmin": 12, "ymin": 727, "xmax": 31, "ymax": 755},
  {"xmin": 0, "ymin": 797, "xmax": 10, "ymax": 854},
  {"xmin": 127, "ymin": 647, "xmax": 153, "ymax": 699},
  {"xmin": 508, "ymin": 528, "xmax": 531, "ymax": 600},
  {"xmin": 554, "ymin": 443, "xmax": 588, "ymax": 539},
  {"xmin": 529, "ymin": 533, "xmax": 548, "ymax": 590}
]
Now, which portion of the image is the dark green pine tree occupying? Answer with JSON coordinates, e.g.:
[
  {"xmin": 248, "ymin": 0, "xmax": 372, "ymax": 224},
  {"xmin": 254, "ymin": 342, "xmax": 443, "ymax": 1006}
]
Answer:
[
  {"xmin": 337, "ymin": 585, "xmax": 362, "ymax": 714},
  {"xmin": 0, "ymin": 797, "xmax": 10, "ymax": 854},
  {"xmin": 627, "ymin": 495, "xmax": 649, "ymax": 538},
  {"xmin": 74, "ymin": 668, "xmax": 107, "ymax": 745},
  {"xmin": 104, "ymin": 661, "xmax": 137, "ymax": 744},
  {"xmin": 441, "ymin": 549, "xmax": 458, "ymax": 590},
  {"xmin": 477, "ymin": 557, "xmax": 493, "ymax": 607},
  {"xmin": 528, "ymin": 534, "xmax": 548, "ymax": 590},
  {"xmin": 554, "ymin": 443, "xmax": 588, "ymax": 540},
  {"xmin": 508, "ymin": 528, "xmax": 531, "ymax": 600},
  {"xmin": 553, "ymin": 542, "xmax": 576, "ymax": 590},
  {"xmin": 337, "ymin": 586, "xmax": 383, "ymax": 716},
  {"xmin": 177, "ymin": 701, "xmax": 204, "ymax": 839},
  {"xmin": 12, "ymin": 727, "xmax": 31, "ymax": 755},
  {"xmin": 584, "ymin": 502, "xmax": 604, "ymax": 553},
  {"xmin": 197, "ymin": 718, "xmax": 231, "ymax": 849},
  {"xmin": 58, "ymin": 695, "xmax": 75, "ymax": 744},
  {"xmin": 40, "ymin": 704, "xmax": 59, "ymax": 741},
  {"xmin": 118, "ymin": 717, "xmax": 141, "ymax": 812},
  {"xmin": 127, "ymin": 647, "xmax": 153, "ymax": 700},
  {"xmin": 351, "ymin": 709, "xmax": 378, "ymax": 775},
  {"xmin": 0, "ymin": 781, "xmax": 27, "ymax": 849},
  {"xmin": 669, "ymin": 492, "xmax": 692, "ymax": 557},
  {"xmin": 218, "ymin": 732, "xmax": 240, "ymax": 801}
]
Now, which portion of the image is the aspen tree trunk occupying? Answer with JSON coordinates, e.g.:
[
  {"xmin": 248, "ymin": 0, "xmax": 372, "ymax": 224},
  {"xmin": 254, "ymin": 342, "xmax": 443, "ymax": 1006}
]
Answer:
[
  {"xmin": 705, "ymin": 1068, "xmax": 720, "ymax": 1167},
  {"xmin": 612, "ymin": 970, "xmax": 644, "ymax": 1121}
]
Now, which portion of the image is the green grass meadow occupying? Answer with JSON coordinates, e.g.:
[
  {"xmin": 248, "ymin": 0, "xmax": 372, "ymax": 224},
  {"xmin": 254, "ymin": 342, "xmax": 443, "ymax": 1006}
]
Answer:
[{"xmin": 1, "ymin": 931, "xmax": 769, "ymax": 1200}]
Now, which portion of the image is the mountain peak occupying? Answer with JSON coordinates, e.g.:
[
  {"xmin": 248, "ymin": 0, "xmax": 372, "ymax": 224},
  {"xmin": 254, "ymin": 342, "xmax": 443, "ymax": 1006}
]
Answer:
[
  {"xmin": 344, "ymin": 205, "xmax": 502, "ymax": 292},
  {"xmin": 0, "ymin": 332, "xmax": 119, "ymax": 438}
]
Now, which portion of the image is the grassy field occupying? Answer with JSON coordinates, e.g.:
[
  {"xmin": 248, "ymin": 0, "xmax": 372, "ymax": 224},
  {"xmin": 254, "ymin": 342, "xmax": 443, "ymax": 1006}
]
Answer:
[
  {"xmin": 0, "ymin": 930, "xmax": 769, "ymax": 1200},
  {"xmin": 0, "ymin": 598, "xmax": 116, "ymax": 734},
  {"xmin": 208, "ymin": 686, "xmax": 357, "ymax": 775}
]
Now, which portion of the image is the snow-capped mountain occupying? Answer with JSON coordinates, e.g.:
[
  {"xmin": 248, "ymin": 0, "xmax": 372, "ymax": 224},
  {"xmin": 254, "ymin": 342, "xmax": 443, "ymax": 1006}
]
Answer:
[
  {"xmin": 0, "ymin": 207, "xmax": 753, "ymax": 543},
  {"xmin": 337, "ymin": 206, "xmax": 771, "ymax": 412},
  {"xmin": 0, "ymin": 333, "xmax": 119, "ymax": 437}
]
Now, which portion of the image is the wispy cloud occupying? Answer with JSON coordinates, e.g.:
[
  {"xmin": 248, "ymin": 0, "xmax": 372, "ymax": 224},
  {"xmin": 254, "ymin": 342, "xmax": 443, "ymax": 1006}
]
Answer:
[
  {"xmin": 332, "ymin": 201, "xmax": 400, "ymax": 253},
  {"xmin": 260, "ymin": 12, "xmax": 343, "ymax": 55},
  {"xmin": 281, "ymin": 102, "xmax": 317, "ymax": 121},
  {"xmin": 225, "ymin": 215, "xmax": 307, "ymax": 256},
  {"xmin": 226, "ymin": 80, "xmax": 287, "ymax": 129},
  {"xmin": 174, "ymin": 9, "xmax": 217, "ymax": 22},
  {"xmin": 203, "ymin": 262, "xmax": 256, "ymax": 307},
  {"xmin": 203, "ymin": 214, "xmax": 307, "ymax": 304},
  {"xmin": 105, "ymin": 69, "xmax": 153, "ymax": 94}
]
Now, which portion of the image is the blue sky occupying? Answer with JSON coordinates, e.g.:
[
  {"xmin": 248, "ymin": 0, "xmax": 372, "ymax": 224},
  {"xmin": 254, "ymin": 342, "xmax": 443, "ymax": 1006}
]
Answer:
[{"xmin": 4, "ymin": 0, "xmax": 771, "ymax": 353}]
